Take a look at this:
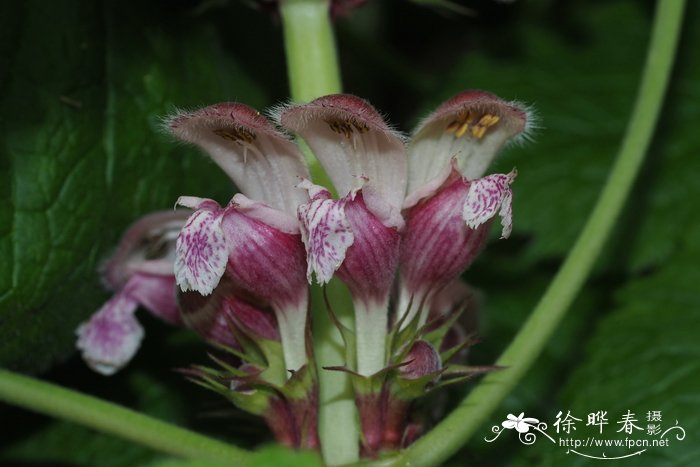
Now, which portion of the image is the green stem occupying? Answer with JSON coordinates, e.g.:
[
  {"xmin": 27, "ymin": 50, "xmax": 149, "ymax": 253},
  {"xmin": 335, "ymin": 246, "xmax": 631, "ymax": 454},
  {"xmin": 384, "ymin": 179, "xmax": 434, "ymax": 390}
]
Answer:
[
  {"xmin": 354, "ymin": 300, "xmax": 388, "ymax": 376},
  {"xmin": 280, "ymin": 0, "xmax": 341, "ymax": 192},
  {"xmin": 280, "ymin": 0, "xmax": 358, "ymax": 464},
  {"xmin": 0, "ymin": 369, "xmax": 250, "ymax": 465},
  {"xmin": 312, "ymin": 281, "xmax": 360, "ymax": 465},
  {"xmin": 280, "ymin": 0, "xmax": 342, "ymax": 103},
  {"xmin": 380, "ymin": 1, "xmax": 686, "ymax": 466}
]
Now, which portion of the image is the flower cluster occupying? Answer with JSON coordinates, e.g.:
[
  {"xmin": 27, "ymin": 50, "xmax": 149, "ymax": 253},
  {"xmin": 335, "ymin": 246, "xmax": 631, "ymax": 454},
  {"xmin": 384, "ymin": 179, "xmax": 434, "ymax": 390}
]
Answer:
[{"xmin": 76, "ymin": 91, "xmax": 530, "ymax": 455}]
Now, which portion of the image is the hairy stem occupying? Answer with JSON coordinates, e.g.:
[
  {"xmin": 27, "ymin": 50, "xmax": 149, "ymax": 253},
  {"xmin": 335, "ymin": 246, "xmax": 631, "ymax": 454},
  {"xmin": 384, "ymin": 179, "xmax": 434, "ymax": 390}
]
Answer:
[
  {"xmin": 379, "ymin": 1, "xmax": 686, "ymax": 466},
  {"xmin": 0, "ymin": 369, "xmax": 250, "ymax": 465}
]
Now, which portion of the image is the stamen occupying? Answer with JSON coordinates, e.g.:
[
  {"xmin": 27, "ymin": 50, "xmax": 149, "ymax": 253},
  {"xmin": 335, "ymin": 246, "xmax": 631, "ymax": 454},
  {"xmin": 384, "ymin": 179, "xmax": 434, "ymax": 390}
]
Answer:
[
  {"xmin": 325, "ymin": 118, "xmax": 369, "ymax": 139},
  {"xmin": 445, "ymin": 112, "xmax": 500, "ymax": 140},
  {"xmin": 213, "ymin": 127, "xmax": 256, "ymax": 144},
  {"xmin": 454, "ymin": 121, "xmax": 470, "ymax": 138}
]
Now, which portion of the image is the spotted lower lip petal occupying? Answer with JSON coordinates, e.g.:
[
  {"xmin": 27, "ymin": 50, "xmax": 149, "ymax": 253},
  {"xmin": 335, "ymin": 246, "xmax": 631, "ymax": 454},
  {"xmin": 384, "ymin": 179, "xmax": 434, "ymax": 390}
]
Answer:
[
  {"xmin": 297, "ymin": 179, "xmax": 355, "ymax": 285},
  {"xmin": 463, "ymin": 169, "xmax": 517, "ymax": 239},
  {"xmin": 174, "ymin": 199, "xmax": 229, "ymax": 296}
]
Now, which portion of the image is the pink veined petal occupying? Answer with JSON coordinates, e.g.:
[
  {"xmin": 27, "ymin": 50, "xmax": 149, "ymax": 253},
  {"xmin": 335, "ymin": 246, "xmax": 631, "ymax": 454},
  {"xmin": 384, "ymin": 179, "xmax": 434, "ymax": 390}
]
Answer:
[
  {"xmin": 168, "ymin": 103, "xmax": 310, "ymax": 216},
  {"xmin": 335, "ymin": 191, "xmax": 400, "ymax": 303},
  {"xmin": 407, "ymin": 90, "xmax": 529, "ymax": 198},
  {"xmin": 76, "ymin": 292, "xmax": 144, "ymax": 376},
  {"xmin": 221, "ymin": 207, "xmax": 308, "ymax": 309},
  {"xmin": 126, "ymin": 273, "xmax": 181, "ymax": 325},
  {"xmin": 178, "ymin": 281, "xmax": 237, "ymax": 347},
  {"xmin": 175, "ymin": 201, "xmax": 229, "ymax": 295},
  {"xmin": 297, "ymin": 180, "xmax": 354, "ymax": 284},
  {"xmin": 279, "ymin": 94, "xmax": 407, "ymax": 214},
  {"xmin": 399, "ymin": 340, "xmax": 442, "ymax": 380},
  {"xmin": 231, "ymin": 193, "xmax": 300, "ymax": 235},
  {"xmin": 399, "ymin": 172, "xmax": 489, "ymax": 299},
  {"xmin": 463, "ymin": 170, "xmax": 516, "ymax": 239},
  {"xmin": 224, "ymin": 296, "xmax": 281, "ymax": 342},
  {"xmin": 178, "ymin": 276, "xmax": 280, "ymax": 347}
]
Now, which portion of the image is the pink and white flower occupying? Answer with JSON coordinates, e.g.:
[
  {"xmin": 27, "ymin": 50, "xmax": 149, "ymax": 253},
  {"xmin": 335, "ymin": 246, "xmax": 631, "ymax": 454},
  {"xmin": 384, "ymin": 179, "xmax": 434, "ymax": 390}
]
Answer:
[
  {"xmin": 168, "ymin": 103, "xmax": 311, "ymax": 374},
  {"xmin": 77, "ymin": 90, "xmax": 530, "ymax": 453},
  {"xmin": 76, "ymin": 211, "xmax": 187, "ymax": 375}
]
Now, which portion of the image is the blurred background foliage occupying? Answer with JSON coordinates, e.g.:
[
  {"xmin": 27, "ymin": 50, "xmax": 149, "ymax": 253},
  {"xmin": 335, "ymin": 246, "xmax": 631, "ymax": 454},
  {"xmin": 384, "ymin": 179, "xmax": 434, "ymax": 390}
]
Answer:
[{"xmin": 0, "ymin": 0, "xmax": 698, "ymax": 465}]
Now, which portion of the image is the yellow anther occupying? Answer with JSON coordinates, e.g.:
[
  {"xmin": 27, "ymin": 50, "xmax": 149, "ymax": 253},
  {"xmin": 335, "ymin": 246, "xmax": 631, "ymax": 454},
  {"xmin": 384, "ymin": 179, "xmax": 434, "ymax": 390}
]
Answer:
[
  {"xmin": 478, "ymin": 114, "xmax": 500, "ymax": 128},
  {"xmin": 471, "ymin": 125, "xmax": 487, "ymax": 139},
  {"xmin": 454, "ymin": 121, "xmax": 470, "ymax": 138}
]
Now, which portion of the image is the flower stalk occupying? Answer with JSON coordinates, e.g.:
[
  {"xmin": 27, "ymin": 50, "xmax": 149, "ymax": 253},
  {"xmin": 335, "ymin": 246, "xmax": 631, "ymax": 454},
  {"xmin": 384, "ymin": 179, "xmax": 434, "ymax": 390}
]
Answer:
[
  {"xmin": 280, "ymin": 0, "xmax": 342, "ymax": 104},
  {"xmin": 280, "ymin": 0, "xmax": 359, "ymax": 463},
  {"xmin": 0, "ymin": 369, "xmax": 251, "ymax": 465}
]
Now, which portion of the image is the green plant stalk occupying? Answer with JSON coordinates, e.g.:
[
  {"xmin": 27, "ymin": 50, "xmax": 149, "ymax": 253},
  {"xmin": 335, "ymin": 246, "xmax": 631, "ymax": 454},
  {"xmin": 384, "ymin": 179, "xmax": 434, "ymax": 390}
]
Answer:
[
  {"xmin": 279, "ymin": 0, "xmax": 359, "ymax": 464},
  {"xmin": 0, "ymin": 369, "xmax": 250, "ymax": 465},
  {"xmin": 280, "ymin": 0, "xmax": 341, "ymax": 191},
  {"xmin": 312, "ymin": 281, "xmax": 360, "ymax": 465},
  {"xmin": 379, "ymin": 1, "xmax": 686, "ymax": 466},
  {"xmin": 280, "ymin": 0, "xmax": 342, "ymax": 104}
]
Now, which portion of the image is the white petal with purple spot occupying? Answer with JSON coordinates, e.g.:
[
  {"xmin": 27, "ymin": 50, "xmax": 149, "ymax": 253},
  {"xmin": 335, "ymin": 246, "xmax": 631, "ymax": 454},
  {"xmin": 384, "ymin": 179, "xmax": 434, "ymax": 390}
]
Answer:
[
  {"xmin": 462, "ymin": 170, "xmax": 516, "ymax": 238},
  {"xmin": 76, "ymin": 292, "xmax": 143, "ymax": 376},
  {"xmin": 175, "ymin": 206, "xmax": 229, "ymax": 295},
  {"xmin": 297, "ymin": 182, "xmax": 354, "ymax": 284}
]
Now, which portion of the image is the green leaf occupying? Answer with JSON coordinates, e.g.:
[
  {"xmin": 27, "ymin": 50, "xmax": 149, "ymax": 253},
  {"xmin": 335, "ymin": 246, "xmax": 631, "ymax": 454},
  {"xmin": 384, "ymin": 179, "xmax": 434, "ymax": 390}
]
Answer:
[
  {"xmin": 535, "ymin": 226, "xmax": 700, "ymax": 466},
  {"xmin": 0, "ymin": 0, "xmax": 265, "ymax": 372}
]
